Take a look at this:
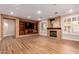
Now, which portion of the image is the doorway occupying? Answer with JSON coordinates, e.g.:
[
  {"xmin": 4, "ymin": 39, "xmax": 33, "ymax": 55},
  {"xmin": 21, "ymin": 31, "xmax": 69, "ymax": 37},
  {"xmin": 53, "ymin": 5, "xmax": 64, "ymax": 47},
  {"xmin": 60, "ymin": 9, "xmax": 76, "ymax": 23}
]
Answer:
[{"xmin": 3, "ymin": 19, "xmax": 16, "ymax": 39}]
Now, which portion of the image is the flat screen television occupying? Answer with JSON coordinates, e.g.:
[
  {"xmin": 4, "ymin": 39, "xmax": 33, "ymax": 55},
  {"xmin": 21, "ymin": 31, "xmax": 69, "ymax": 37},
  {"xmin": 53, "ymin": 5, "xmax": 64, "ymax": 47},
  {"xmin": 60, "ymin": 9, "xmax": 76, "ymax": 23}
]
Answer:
[{"xmin": 25, "ymin": 22, "xmax": 34, "ymax": 29}]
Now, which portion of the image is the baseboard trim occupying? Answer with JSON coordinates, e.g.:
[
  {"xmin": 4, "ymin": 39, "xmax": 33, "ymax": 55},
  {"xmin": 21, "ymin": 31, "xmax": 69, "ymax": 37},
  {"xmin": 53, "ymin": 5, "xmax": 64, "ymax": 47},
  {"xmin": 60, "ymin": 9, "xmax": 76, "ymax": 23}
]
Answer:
[
  {"xmin": 62, "ymin": 38, "xmax": 79, "ymax": 42},
  {"xmin": 18, "ymin": 34, "xmax": 39, "ymax": 37}
]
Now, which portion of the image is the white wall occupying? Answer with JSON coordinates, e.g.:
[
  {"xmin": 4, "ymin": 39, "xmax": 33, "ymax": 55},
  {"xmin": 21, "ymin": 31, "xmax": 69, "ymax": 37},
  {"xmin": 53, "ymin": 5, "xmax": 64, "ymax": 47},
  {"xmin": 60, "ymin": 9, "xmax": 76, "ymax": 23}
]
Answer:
[
  {"xmin": 61, "ymin": 14, "xmax": 79, "ymax": 41},
  {"xmin": 3, "ymin": 19, "xmax": 16, "ymax": 37},
  {"xmin": 39, "ymin": 20, "xmax": 48, "ymax": 36}
]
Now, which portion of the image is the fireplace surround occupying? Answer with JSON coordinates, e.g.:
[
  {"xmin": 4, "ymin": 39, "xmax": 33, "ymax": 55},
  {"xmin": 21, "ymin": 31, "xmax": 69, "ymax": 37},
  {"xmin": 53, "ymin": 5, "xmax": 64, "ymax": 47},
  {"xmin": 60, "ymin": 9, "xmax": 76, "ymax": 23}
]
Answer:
[
  {"xmin": 47, "ymin": 28, "xmax": 61, "ymax": 40},
  {"xmin": 47, "ymin": 16, "xmax": 61, "ymax": 40}
]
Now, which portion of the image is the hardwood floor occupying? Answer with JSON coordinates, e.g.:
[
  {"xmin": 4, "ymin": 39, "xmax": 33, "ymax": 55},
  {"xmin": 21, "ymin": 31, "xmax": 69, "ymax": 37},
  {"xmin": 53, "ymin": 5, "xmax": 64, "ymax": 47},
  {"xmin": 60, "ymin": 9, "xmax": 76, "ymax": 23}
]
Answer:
[{"xmin": 0, "ymin": 35, "xmax": 79, "ymax": 54}]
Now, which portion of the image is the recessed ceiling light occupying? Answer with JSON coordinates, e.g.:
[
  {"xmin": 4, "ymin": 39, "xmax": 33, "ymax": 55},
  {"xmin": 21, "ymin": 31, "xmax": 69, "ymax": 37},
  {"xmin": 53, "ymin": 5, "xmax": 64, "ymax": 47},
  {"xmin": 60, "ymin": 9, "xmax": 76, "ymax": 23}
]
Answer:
[
  {"xmin": 37, "ymin": 10, "xmax": 42, "ymax": 14},
  {"xmin": 49, "ymin": 16, "xmax": 53, "ymax": 18},
  {"xmin": 10, "ymin": 12, "xmax": 14, "ymax": 15},
  {"xmin": 37, "ymin": 18, "xmax": 41, "ymax": 20},
  {"xmin": 27, "ymin": 16, "xmax": 31, "ymax": 19},
  {"xmin": 69, "ymin": 9, "xmax": 73, "ymax": 13}
]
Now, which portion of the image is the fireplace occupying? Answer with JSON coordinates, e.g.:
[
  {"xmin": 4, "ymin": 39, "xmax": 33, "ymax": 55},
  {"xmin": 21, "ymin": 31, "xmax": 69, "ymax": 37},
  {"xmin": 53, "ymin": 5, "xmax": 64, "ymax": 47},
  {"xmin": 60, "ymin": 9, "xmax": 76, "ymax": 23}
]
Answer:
[
  {"xmin": 47, "ymin": 16, "xmax": 61, "ymax": 40},
  {"xmin": 50, "ymin": 31, "xmax": 57, "ymax": 37},
  {"xmin": 47, "ymin": 28, "xmax": 61, "ymax": 40}
]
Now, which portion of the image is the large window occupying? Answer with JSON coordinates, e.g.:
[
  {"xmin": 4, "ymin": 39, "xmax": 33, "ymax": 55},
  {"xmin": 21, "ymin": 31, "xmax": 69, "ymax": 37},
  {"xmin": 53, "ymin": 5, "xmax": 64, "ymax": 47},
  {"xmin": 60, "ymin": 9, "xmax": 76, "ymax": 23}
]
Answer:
[{"xmin": 63, "ymin": 16, "xmax": 79, "ymax": 35}]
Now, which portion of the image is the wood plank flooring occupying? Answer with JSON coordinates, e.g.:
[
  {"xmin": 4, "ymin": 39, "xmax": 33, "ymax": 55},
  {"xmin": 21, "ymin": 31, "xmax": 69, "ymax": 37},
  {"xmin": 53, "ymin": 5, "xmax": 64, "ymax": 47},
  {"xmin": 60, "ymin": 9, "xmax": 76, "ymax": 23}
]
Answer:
[{"xmin": 0, "ymin": 35, "xmax": 79, "ymax": 54}]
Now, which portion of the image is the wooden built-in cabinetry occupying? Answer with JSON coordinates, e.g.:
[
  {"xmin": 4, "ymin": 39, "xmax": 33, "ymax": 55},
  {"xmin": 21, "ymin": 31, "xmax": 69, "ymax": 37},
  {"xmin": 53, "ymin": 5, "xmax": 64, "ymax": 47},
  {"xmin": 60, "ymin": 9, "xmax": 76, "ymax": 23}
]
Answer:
[{"xmin": 19, "ymin": 20, "xmax": 38, "ymax": 35}]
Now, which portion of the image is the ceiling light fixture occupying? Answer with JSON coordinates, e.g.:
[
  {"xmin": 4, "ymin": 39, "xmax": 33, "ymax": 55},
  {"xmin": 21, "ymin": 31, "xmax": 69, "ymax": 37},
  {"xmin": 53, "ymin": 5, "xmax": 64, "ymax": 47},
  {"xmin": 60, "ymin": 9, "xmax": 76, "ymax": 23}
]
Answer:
[
  {"xmin": 69, "ymin": 9, "xmax": 73, "ymax": 13},
  {"xmin": 10, "ymin": 12, "xmax": 14, "ymax": 15},
  {"xmin": 49, "ymin": 16, "xmax": 53, "ymax": 18},
  {"xmin": 27, "ymin": 16, "xmax": 31, "ymax": 19},
  {"xmin": 37, "ymin": 18, "xmax": 41, "ymax": 20},
  {"xmin": 37, "ymin": 10, "xmax": 42, "ymax": 14}
]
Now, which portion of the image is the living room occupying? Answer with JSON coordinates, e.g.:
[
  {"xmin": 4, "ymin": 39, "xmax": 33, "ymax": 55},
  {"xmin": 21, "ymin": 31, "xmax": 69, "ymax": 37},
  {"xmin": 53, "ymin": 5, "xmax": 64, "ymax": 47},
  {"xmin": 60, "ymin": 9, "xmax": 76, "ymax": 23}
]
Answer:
[{"xmin": 0, "ymin": 4, "xmax": 79, "ymax": 54}]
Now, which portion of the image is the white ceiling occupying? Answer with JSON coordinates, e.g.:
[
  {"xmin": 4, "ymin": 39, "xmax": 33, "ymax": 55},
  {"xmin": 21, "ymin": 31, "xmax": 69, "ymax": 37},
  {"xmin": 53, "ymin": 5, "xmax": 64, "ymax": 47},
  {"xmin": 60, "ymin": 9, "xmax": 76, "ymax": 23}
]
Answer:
[{"xmin": 0, "ymin": 4, "xmax": 79, "ymax": 20}]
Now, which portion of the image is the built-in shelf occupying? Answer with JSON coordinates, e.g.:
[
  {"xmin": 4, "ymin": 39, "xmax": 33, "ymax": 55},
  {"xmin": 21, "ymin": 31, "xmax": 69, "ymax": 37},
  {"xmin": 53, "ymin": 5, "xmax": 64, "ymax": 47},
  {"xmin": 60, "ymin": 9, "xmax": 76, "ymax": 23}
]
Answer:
[{"xmin": 19, "ymin": 20, "xmax": 38, "ymax": 35}]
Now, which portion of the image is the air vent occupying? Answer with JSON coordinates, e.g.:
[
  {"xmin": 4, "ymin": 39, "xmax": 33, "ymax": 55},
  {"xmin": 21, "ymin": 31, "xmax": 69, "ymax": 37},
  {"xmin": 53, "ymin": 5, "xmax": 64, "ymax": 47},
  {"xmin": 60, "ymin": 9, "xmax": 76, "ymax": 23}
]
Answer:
[
  {"xmin": 40, "ymin": 16, "xmax": 43, "ymax": 18},
  {"xmin": 51, "ymin": 4, "xmax": 56, "ymax": 6},
  {"xmin": 54, "ymin": 12, "xmax": 58, "ymax": 14}
]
